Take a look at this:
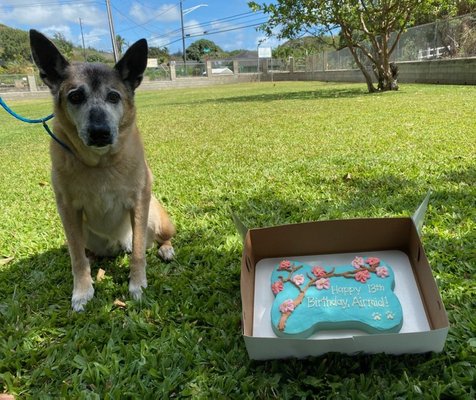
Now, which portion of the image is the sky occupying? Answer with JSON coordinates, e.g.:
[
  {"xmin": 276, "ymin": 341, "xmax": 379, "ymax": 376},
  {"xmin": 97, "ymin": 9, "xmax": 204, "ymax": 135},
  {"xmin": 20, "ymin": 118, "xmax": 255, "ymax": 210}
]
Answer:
[{"xmin": 0, "ymin": 0, "xmax": 282, "ymax": 54}]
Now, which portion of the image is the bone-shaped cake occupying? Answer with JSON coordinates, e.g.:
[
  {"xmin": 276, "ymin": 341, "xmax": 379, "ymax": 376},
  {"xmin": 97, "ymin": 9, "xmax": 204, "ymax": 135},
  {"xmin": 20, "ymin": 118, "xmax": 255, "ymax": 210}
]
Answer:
[{"xmin": 270, "ymin": 257, "xmax": 403, "ymax": 338}]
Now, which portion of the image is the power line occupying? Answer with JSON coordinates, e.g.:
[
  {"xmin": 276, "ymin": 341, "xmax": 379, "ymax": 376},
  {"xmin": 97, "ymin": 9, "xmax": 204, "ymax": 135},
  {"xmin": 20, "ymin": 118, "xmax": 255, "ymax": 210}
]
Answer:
[
  {"xmin": 7, "ymin": 0, "xmax": 267, "ymax": 53},
  {"xmin": 159, "ymin": 20, "xmax": 267, "ymax": 48},
  {"xmin": 110, "ymin": 3, "xmax": 157, "ymax": 35},
  {"xmin": 111, "ymin": 0, "xmax": 263, "ymax": 40},
  {"xmin": 148, "ymin": 11, "xmax": 264, "ymax": 41},
  {"xmin": 190, "ymin": 21, "xmax": 268, "ymax": 38}
]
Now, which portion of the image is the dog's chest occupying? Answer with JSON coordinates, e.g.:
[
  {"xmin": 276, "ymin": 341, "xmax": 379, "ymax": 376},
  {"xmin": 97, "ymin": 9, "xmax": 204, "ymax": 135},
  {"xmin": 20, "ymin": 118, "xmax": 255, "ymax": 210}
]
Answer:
[{"xmin": 60, "ymin": 164, "xmax": 141, "ymax": 213}]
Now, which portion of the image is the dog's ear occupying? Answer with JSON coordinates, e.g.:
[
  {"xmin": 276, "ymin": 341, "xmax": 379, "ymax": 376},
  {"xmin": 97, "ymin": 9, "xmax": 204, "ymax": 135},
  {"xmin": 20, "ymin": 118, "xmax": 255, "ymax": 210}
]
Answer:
[
  {"xmin": 114, "ymin": 39, "xmax": 148, "ymax": 92},
  {"xmin": 29, "ymin": 29, "xmax": 69, "ymax": 92}
]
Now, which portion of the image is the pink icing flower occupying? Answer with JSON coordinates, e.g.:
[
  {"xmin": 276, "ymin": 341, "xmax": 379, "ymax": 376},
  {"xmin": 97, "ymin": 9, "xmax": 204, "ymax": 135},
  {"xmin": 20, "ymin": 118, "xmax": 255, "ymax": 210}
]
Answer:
[
  {"xmin": 271, "ymin": 280, "xmax": 284, "ymax": 294},
  {"xmin": 292, "ymin": 274, "xmax": 305, "ymax": 286},
  {"xmin": 312, "ymin": 266, "xmax": 327, "ymax": 278},
  {"xmin": 315, "ymin": 278, "xmax": 330, "ymax": 290},
  {"xmin": 279, "ymin": 299, "xmax": 295, "ymax": 313},
  {"xmin": 352, "ymin": 256, "xmax": 364, "ymax": 269},
  {"xmin": 278, "ymin": 260, "xmax": 292, "ymax": 271},
  {"xmin": 376, "ymin": 266, "xmax": 389, "ymax": 278},
  {"xmin": 366, "ymin": 257, "xmax": 380, "ymax": 268},
  {"xmin": 355, "ymin": 270, "xmax": 371, "ymax": 283}
]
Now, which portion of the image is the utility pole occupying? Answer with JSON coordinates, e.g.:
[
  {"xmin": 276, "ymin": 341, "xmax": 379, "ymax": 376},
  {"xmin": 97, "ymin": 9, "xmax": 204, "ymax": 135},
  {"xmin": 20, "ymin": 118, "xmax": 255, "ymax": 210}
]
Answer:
[
  {"xmin": 180, "ymin": 0, "xmax": 186, "ymax": 66},
  {"xmin": 179, "ymin": 3, "xmax": 207, "ymax": 69},
  {"xmin": 79, "ymin": 18, "xmax": 87, "ymax": 61},
  {"xmin": 105, "ymin": 0, "xmax": 119, "ymax": 62}
]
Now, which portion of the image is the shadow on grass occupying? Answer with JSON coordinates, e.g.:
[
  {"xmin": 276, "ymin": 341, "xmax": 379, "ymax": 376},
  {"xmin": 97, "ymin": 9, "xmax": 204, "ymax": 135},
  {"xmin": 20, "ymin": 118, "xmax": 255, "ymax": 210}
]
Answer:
[
  {"xmin": 158, "ymin": 86, "xmax": 375, "ymax": 107},
  {"xmin": 0, "ymin": 247, "xmax": 71, "ymax": 309},
  {"xmin": 230, "ymin": 174, "xmax": 426, "ymax": 229},
  {"xmin": 0, "ymin": 243, "xmax": 197, "ymax": 316},
  {"xmin": 210, "ymin": 87, "xmax": 371, "ymax": 104},
  {"xmin": 230, "ymin": 162, "xmax": 474, "ymax": 225}
]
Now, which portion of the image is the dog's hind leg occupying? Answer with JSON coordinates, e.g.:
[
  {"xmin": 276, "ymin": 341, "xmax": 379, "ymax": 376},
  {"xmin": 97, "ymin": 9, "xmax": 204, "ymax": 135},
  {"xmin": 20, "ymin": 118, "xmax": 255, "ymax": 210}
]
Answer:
[{"xmin": 147, "ymin": 196, "xmax": 175, "ymax": 261}]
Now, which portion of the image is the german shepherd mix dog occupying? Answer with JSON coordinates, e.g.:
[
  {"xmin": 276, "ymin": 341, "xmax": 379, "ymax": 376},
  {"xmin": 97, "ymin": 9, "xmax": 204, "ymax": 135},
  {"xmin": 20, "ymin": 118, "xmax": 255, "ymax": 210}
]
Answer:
[{"xmin": 29, "ymin": 30, "xmax": 175, "ymax": 311}]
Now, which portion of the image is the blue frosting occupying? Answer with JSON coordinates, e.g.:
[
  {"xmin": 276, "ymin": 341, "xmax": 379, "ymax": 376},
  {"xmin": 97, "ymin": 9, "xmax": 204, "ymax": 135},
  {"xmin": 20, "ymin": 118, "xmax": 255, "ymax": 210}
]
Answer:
[{"xmin": 270, "ymin": 258, "xmax": 403, "ymax": 338}]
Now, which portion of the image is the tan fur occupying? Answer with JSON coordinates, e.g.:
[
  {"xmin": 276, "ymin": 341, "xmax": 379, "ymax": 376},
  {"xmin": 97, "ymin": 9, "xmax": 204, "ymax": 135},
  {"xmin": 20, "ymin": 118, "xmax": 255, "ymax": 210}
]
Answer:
[
  {"xmin": 51, "ymin": 106, "xmax": 175, "ymax": 310},
  {"xmin": 30, "ymin": 31, "xmax": 175, "ymax": 311}
]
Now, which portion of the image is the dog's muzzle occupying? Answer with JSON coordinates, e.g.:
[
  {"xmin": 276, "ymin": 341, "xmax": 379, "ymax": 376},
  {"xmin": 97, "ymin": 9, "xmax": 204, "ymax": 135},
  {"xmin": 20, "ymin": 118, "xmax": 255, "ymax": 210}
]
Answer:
[
  {"xmin": 88, "ymin": 126, "xmax": 113, "ymax": 147},
  {"xmin": 87, "ymin": 108, "xmax": 113, "ymax": 147}
]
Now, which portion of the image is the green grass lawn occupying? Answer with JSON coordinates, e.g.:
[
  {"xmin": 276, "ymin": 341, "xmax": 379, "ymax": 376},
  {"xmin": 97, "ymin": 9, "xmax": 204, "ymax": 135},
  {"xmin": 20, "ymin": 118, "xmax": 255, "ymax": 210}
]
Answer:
[{"xmin": 0, "ymin": 82, "xmax": 475, "ymax": 398}]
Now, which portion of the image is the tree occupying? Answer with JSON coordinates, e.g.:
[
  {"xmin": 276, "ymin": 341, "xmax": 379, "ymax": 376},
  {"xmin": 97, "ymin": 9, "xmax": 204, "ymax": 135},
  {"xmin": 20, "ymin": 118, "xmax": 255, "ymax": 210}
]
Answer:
[
  {"xmin": 115, "ymin": 34, "xmax": 128, "ymax": 57},
  {"xmin": 86, "ymin": 53, "xmax": 108, "ymax": 63},
  {"xmin": 186, "ymin": 39, "xmax": 223, "ymax": 61},
  {"xmin": 149, "ymin": 46, "xmax": 170, "ymax": 64},
  {"xmin": 0, "ymin": 25, "xmax": 30, "ymax": 65},
  {"xmin": 413, "ymin": 0, "xmax": 476, "ymax": 24},
  {"xmin": 52, "ymin": 32, "xmax": 73, "ymax": 60},
  {"xmin": 249, "ymin": 0, "xmax": 435, "ymax": 92}
]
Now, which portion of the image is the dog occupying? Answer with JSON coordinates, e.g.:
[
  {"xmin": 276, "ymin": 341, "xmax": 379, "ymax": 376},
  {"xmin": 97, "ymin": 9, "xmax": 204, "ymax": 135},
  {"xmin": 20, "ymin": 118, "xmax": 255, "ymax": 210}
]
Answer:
[{"xmin": 29, "ymin": 30, "xmax": 175, "ymax": 311}]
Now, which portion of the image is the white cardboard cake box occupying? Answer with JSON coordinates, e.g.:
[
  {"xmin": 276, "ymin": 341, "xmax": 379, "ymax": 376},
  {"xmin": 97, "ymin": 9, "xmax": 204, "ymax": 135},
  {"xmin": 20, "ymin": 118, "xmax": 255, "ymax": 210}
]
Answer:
[{"xmin": 235, "ymin": 192, "xmax": 449, "ymax": 360}]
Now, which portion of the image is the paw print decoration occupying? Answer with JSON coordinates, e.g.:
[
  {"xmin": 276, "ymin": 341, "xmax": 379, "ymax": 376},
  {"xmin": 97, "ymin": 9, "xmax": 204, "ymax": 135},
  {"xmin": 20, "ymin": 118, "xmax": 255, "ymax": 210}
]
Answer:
[{"xmin": 372, "ymin": 312, "xmax": 382, "ymax": 321}]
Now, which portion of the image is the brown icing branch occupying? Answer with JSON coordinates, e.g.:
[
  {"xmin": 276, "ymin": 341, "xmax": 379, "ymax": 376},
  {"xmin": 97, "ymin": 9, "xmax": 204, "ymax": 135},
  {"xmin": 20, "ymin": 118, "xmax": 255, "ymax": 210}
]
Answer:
[
  {"xmin": 278, "ymin": 278, "xmax": 316, "ymax": 331},
  {"xmin": 278, "ymin": 264, "xmax": 305, "ymax": 292},
  {"xmin": 276, "ymin": 259, "xmax": 382, "ymax": 332}
]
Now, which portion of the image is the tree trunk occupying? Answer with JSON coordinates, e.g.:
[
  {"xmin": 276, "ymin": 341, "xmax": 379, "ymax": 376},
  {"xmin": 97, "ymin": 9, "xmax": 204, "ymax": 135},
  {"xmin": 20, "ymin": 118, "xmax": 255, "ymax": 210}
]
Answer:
[{"xmin": 346, "ymin": 44, "xmax": 377, "ymax": 93}]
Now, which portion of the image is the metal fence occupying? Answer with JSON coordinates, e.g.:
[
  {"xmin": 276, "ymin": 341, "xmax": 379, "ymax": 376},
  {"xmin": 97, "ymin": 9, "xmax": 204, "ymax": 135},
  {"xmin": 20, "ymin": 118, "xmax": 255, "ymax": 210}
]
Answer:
[
  {"xmin": 0, "ymin": 74, "xmax": 50, "ymax": 92},
  {"xmin": 144, "ymin": 65, "xmax": 170, "ymax": 81},
  {"xmin": 175, "ymin": 62, "xmax": 206, "ymax": 78},
  {"xmin": 240, "ymin": 14, "xmax": 476, "ymax": 73},
  {"xmin": 396, "ymin": 13, "xmax": 476, "ymax": 61},
  {"xmin": 317, "ymin": 13, "xmax": 476, "ymax": 71}
]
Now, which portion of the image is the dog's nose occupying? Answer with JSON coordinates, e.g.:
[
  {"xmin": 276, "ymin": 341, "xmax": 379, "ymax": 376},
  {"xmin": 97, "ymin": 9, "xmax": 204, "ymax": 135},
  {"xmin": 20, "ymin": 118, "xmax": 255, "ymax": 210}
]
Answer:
[
  {"xmin": 88, "ymin": 126, "xmax": 112, "ymax": 147},
  {"xmin": 87, "ymin": 108, "xmax": 112, "ymax": 147}
]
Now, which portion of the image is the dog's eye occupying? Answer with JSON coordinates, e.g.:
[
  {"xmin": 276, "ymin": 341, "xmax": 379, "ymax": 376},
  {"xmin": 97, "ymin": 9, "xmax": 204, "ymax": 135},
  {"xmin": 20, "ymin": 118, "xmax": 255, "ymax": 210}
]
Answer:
[
  {"xmin": 106, "ymin": 92, "xmax": 121, "ymax": 104},
  {"xmin": 68, "ymin": 90, "xmax": 85, "ymax": 105}
]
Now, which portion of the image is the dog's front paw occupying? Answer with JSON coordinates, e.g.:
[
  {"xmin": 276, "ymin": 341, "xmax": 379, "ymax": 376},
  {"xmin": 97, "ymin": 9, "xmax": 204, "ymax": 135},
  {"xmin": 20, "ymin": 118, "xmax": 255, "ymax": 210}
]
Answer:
[
  {"xmin": 72, "ymin": 282, "xmax": 94, "ymax": 312},
  {"xmin": 158, "ymin": 244, "xmax": 175, "ymax": 261},
  {"xmin": 129, "ymin": 276, "xmax": 147, "ymax": 301}
]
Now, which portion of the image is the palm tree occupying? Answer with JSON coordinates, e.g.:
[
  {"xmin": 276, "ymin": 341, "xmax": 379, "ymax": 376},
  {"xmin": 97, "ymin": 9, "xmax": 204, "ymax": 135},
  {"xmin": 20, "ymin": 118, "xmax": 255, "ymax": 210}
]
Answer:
[{"xmin": 115, "ymin": 34, "xmax": 128, "ymax": 57}]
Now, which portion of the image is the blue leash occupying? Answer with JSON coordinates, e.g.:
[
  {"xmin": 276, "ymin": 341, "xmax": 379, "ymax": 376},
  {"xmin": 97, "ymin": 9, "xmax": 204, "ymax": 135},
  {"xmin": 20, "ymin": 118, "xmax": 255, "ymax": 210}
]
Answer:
[{"xmin": 0, "ymin": 96, "xmax": 73, "ymax": 154}]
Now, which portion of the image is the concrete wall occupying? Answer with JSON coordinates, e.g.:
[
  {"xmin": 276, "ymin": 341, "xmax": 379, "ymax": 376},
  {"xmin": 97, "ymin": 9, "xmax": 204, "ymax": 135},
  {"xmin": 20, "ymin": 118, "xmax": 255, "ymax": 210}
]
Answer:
[
  {"xmin": 261, "ymin": 57, "xmax": 476, "ymax": 85},
  {"xmin": 140, "ymin": 71, "xmax": 260, "ymax": 91},
  {"xmin": 398, "ymin": 58, "xmax": 476, "ymax": 84}
]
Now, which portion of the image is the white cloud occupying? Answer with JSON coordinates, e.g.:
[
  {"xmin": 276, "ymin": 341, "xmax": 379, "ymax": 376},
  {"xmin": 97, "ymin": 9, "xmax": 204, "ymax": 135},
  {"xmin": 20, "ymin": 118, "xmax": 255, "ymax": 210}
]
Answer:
[
  {"xmin": 0, "ymin": 0, "xmax": 36, "ymax": 5},
  {"xmin": 129, "ymin": 3, "xmax": 148, "ymax": 23},
  {"xmin": 62, "ymin": 5, "xmax": 105, "ymax": 27},
  {"xmin": 129, "ymin": 2, "xmax": 180, "ymax": 24},
  {"xmin": 148, "ymin": 36, "xmax": 170, "ymax": 48},
  {"xmin": 0, "ymin": 2, "xmax": 105, "ymax": 28},
  {"xmin": 2, "ymin": 5, "xmax": 54, "ymax": 26},
  {"xmin": 42, "ymin": 25, "xmax": 72, "ymax": 41},
  {"xmin": 184, "ymin": 19, "xmax": 205, "ymax": 36},
  {"xmin": 82, "ymin": 28, "xmax": 109, "ymax": 47}
]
